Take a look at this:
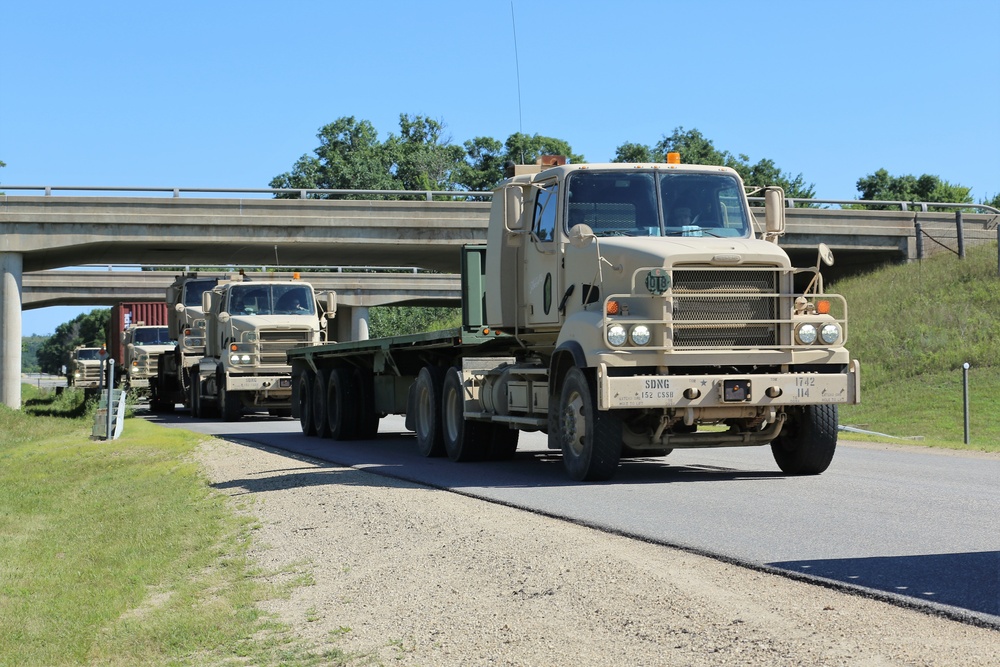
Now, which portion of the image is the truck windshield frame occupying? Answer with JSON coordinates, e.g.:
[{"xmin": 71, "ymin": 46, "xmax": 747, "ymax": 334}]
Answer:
[
  {"xmin": 227, "ymin": 284, "xmax": 316, "ymax": 316},
  {"xmin": 132, "ymin": 327, "xmax": 174, "ymax": 345},
  {"xmin": 565, "ymin": 169, "xmax": 751, "ymax": 239}
]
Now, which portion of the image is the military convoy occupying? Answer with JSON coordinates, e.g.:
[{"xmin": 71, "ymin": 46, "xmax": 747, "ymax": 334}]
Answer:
[{"xmin": 286, "ymin": 156, "xmax": 860, "ymax": 481}]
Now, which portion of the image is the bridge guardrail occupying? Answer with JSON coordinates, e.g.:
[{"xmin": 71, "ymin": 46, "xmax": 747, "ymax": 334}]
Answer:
[{"xmin": 3, "ymin": 184, "xmax": 998, "ymax": 214}]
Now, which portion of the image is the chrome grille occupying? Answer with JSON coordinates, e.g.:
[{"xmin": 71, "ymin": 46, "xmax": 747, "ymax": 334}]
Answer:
[
  {"xmin": 672, "ymin": 269, "xmax": 778, "ymax": 348},
  {"xmin": 259, "ymin": 330, "xmax": 315, "ymax": 366}
]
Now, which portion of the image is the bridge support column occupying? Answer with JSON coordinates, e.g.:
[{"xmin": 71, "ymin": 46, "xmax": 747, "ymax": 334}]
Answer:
[
  {"xmin": 1, "ymin": 252, "xmax": 24, "ymax": 410},
  {"xmin": 335, "ymin": 306, "xmax": 371, "ymax": 342}
]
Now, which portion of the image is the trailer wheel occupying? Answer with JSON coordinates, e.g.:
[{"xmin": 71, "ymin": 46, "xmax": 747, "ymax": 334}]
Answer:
[
  {"xmin": 312, "ymin": 370, "xmax": 331, "ymax": 438},
  {"xmin": 487, "ymin": 425, "xmax": 520, "ymax": 460},
  {"xmin": 326, "ymin": 367, "xmax": 358, "ymax": 440},
  {"xmin": 353, "ymin": 368, "xmax": 380, "ymax": 440},
  {"xmin": 558, "ymin": 367, "xmax": 622, "ymax": 481},
  {"xmin": 771, "ymin": 404, "xmax": 838, "ymax": 474},
  {"xmin": 441, "ymin": 367, "xmax": 489, "ymax": 462},
  {"xmin": 220, "ymin": 384, "xmax": 242, "ymax": 422},
  {"xmin": 298, "ymin": 371, "xmax": 316, "ymax": 436},
  {"xmin": 413, "ymin": 366, "xmax": 446, "ymax": 457}
]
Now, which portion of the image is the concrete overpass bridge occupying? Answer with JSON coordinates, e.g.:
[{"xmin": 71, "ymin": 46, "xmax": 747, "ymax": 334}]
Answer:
[{"xmin": 2, "ymin": 186, "xmax": 997, "ymax": 408}]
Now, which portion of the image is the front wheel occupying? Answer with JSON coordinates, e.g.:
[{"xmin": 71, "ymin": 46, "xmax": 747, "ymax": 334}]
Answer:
[
  {"xmin": 220, "ymin": 383, "xmax": 242, "ymax": 422},
  {"xmin": 558, "ymin": 367, "xmax": 622, "ymax": 481},
  {"xmin": 770, "ymin": 404, "xmax": 838, "ymax": 475}
]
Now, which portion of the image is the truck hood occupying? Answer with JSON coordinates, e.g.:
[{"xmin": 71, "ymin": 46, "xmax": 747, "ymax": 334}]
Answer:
[{"xmin": 585, "ymin": 235, "xmax": 792, "ymax": 270}]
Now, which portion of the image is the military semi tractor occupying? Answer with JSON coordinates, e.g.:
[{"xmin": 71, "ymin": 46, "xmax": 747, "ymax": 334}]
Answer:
[
  {"xmin": 287, "ymin": 157, "xmax": 860, "ymax": 481},
  {"xmin": 150, "ymin": 274, "xmax": 219, "ymax": 412},
  {"xmin": 190, "ymin": 276, "xmax": 333, "ymax": 421}
]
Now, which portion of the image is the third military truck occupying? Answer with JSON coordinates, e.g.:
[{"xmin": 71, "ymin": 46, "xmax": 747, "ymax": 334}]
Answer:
[{"xmin": 287, "ymin": 157, "xmax": 861, "ymax": 481}]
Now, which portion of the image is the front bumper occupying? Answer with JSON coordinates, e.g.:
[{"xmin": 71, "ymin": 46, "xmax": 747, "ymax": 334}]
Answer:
[{"xmin": 598, "ymin": 359, "xmax": 860, "ymax": 410}]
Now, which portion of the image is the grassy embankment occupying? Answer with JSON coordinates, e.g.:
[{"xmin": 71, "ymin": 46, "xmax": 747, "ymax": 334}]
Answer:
[
  {"xmin": 0, "ymin": 387, "xmax": 359, "ymax": 667},
  {"xmin": 835, "ymin": 241, "xmax": 1000, "ymax": 451}
]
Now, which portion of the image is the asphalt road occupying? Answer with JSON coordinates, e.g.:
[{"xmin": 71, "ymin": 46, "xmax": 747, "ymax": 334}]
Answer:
[{"xmin": 144, "ymin": 407, "xmax": 1000, "ymax": 628}]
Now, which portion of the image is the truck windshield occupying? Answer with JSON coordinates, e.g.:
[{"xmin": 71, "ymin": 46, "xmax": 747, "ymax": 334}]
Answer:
[
  {"xmin": 133, "ymin": 327, "xmax": 173, "ymax": 345},
  {"xmin": 184, "ymin": 279, "xmax": 218, "ymax": 307},
  {"xmin": 566, "ymin": 170, "xmax": 750, "ymax": 238},
  {"xmin": 76, "ymin": 349, "xmax": 101, "ymax": 361},
  {"xmin": 228, "ymin": 284, "xmax": 315, "ymax": 316}
]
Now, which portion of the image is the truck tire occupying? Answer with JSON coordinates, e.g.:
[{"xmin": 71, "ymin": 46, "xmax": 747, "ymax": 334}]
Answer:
[
  {"xmin": 558, "ymin": 367, "xmax": 622, "ymax": 481},
  {"xmin": 326, "ymin": 367, "xmax": 358, "ymax": 440},
  {"xmin": 441, "ymin": 367, "xmax": 489, "ymax": 462},
  {"xmin": 770, "ymin": 404, "xmax": 838, "ymax": 475},
  {"xmin": 487, "ymin": 425, "xmax": 520, "ymax": 460},
  {"xmin": 353, "ymin": 367, "xmax": 380, "ymax": 440},
  {"xmin": 298, "ymin": 371, "xmax": 316, "ymax": 436},
  {"xmin": 219, "ymin": 384, "xmax": 242, "ymax": 422},
  {"xmin": 413, "ymin": 365, "xmax": 446, "ymax": 457},
  {"xmin": 312, "ymin": 370, "xmax": 331, "ymax": 438},
  {"xmin": 190, "ymin": 377, "xmax": 201, "ymax": 418}
]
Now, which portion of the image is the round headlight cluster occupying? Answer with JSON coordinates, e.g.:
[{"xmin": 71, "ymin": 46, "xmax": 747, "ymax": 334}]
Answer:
[
  {"xmin": 229, "ymin": 354, "xmax": 252, "ymax": 365},
  {"xmin": 796, "ymin": 322, "xmax": 841, "ymax": 346},
  {"xmin": 607, "ymin": 324, "xmax": 653, "ymax": 347}
]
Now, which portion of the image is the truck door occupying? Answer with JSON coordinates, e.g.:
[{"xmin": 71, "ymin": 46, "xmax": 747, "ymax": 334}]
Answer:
[{"xmin": 524, "ymin": 181, "xmax": 562, "ymax": 326}]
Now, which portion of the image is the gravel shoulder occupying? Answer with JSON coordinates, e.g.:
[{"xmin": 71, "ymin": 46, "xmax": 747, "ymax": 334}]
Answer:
[{"xmin": 196, "ymin": 438, "xmax": 999, "ymax": 666}]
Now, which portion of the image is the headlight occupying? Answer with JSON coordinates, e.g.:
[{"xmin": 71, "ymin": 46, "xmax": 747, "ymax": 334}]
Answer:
[
  {"xmin": 795, "ymin": 323, "xmax": 817, "ymax": 345},
  {"xmin": 230, "ymin": 354, "xmax": 241, "ymax": 364},
  {"xmin": 820, "ymin": 323, "xmax": 840, "ymax": 344},
  {"xmin": 607, "ymin": 324, "xmax": 628, "ymax": 346},
  {"xmin": 240, "ymin": 354, "xmax": 251, "ymax": 363},
  {"xmin": 630, "ymin": 325, "xmax": 651, "ymax": 346}
]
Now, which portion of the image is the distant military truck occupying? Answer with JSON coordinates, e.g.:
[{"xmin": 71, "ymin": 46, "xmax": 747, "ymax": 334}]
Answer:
[
  {"xmin": 121, "ymin": 323, "xmax": 175, "ymax": 394},
  {"xmin": 68, "ymin": 346, "xmax": 104, "ymax": 390}
]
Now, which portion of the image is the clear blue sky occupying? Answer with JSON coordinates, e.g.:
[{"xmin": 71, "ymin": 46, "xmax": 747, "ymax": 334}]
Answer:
[{"xmin": 5, "ymin": 0, "xmax": 998, "ymax": 337}]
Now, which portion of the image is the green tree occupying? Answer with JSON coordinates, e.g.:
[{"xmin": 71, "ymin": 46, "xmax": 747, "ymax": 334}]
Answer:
[
  {"xmin": 35, "ymin": 309, "xmax": 110, "ymax": 374},
  {"xmin": 453, "ymin": 132, "xmax": 584, "ymax": 193},
  {"xmin": 613, "ymin": 127, "xmax": 816, "ymax": 200},
  {"xmin": 982, "ymin": 192, "xmax": 1000, "ymax": 210},
  {"xmin": 387, "ymin": 115, "xmax": 466, "ymax": 193},
  {"xmin": 853, "ymin": 169, "xmax": 973, "ymax": 210}
]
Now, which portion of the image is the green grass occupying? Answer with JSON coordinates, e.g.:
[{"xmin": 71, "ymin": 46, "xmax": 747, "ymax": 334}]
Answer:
[
  {"xmin": 0, "ymin": 387, "xmax": 360, "ymax": 667},
  {"xmin": 834, "ymin": 242, "xmax": 1000, "ymax": 451}
]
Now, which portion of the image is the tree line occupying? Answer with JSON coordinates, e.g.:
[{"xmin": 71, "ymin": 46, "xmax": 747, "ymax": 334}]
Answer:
[{"xmin": 10, "ymin": 118, "xmax": 999, "ymax": 374}]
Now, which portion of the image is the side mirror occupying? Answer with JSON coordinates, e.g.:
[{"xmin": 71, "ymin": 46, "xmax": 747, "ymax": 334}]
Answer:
[
  {"xmin": 764, "ymin": 187, "xmax": 786, "ymax": 236},
  {"xmin": 202, "ymin": 291, "xmax": 212, "ymax": 313},
  {"xmin": 503, "ymin": 184, "xmax": 527, "ymax": 231},
  {"xmin": 569, "ymin": 224, "xmax": 596, "ymax": 248},
  {"xmin": 325, "ymin": 291, "xmax": 337, "ymax": 319}
]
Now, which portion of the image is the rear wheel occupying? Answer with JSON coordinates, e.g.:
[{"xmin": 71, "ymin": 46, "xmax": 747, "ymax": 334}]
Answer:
[
  {"xmin": 441, "ymin": 367, "xmax": 489, "ymax": 462},
  {"xmin": 326, "ymin": 367, "xmax": 358, "ymax": 440},
  {"xmin": 312, "ymin": 370, "xmax": 331, "ymax": 438},
  {"xmin": 413, "ymin": 365, "xmax": 446, "ymax": 457},
  {"xmin": 298, "ymin": 371, "xmax": 316, "ymax": 436},
  {"xmin": 353, "ymin": 367, "xmax": 380, "ymax": 440},
  {"xmin": 558, "ymin": 367, "xmax": 622, "ymax": 481},
  {"xmin": 771, "ymin": 404, "xmax": 838, "ymax": 474},
  {"xmin": 190, "ymin": 377, "xmax": 202, "ymax": 418}
]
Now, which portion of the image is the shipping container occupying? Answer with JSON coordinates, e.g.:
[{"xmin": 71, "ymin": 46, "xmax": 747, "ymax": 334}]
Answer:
[{"xmin": 107, "ymin": 301, "xmax": 169, "ymax": 371}]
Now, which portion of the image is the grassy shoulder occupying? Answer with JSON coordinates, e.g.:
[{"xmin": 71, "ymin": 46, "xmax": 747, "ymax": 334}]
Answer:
[
  {"xmin": 834, "ymin": 243, "xmax": 1000, "ymax": 453},
  {"xmin": 0, "ymin": 387, "xmax": 354, "ymax": 667}
]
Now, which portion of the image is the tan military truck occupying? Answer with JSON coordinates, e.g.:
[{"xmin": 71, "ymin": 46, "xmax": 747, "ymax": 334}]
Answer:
[
  {"xmin": 121, "ymin": 323, "xmax": 175, "ymax": 394},
  {"xmin": 67, "ymin": 346, "xmax": 104, "ymax": 390},
  {"xmin": 150, "ymin": 274, "xmax": 219, "ymax": 412},
  {"xmin": 288, "ymin": 156, "xmax": 860, "ymax": 481},
  {"xmin": 190, "ymin": 275, "xmax": 333, "ymax": 421}
]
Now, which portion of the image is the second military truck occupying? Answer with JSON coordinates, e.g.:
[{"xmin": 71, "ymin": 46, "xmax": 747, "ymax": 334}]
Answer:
[
  {"xmin": 190, "ymin": 275, "xmax": 332, "ymax": 421},
  {"xmin": 287, "ymin": 157, "xmax": 861, "ymax": 481}
]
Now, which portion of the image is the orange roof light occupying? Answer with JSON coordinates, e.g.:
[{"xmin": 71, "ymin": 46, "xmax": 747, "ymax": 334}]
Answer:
[{"xmin": 666, "ymin": 152, "xmax": 681, "ymax": 164}]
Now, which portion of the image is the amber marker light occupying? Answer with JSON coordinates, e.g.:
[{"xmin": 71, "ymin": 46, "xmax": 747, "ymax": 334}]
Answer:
[
  {"xmin": 230, "ymin": 343, "xmax": 239, "ymax": 351},
  {"xmin": 817, "ymin": 300, "xmax": 831, "ymax": 314},
  {"xmin": 606, "ymin": 300, "xmax": 620, "ymax": 315}
]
